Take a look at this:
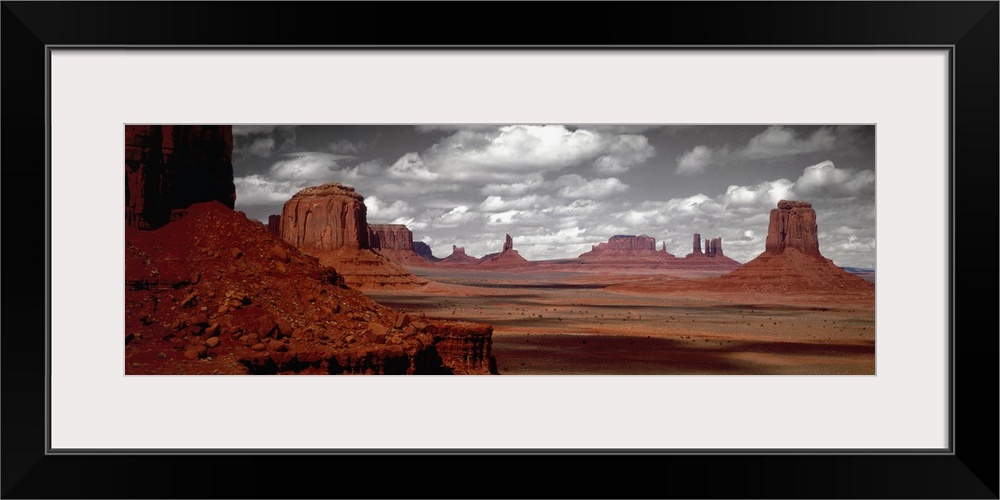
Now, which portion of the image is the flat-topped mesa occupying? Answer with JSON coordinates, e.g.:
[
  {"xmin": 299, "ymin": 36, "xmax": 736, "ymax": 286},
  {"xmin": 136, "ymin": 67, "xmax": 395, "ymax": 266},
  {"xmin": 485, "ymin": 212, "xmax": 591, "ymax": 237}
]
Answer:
[
  {"xmin": 607, "ymin": 234, "xmax": 656, "ymax": 251},
  {"xmin": 578, "ymin": 234, "xmax": 675, "ymax": 262},
  {"xmin": 267, "ymin": 215, "xmax": 281, "ymax": 238},
  {"xmin": 125, "ymin": 125, "xmax": 236, "ymax": 230},
  {"xmin": 280, "ymin": 183, "xmax": 369, "ymax": 251},
  {"xmin": 692, "ymin": 233, "xmax": 703, "ymax": 255},
  {"xmin": 765, "ymin": 199, "xmax": 820, "ymax": 256},
  {"xmin": 368, "ymin": 224, "xmax": 413, "ymax": 251},
  {"xmin": 279, "ymin": 184, "xmax": 426, "ymax": 288}
]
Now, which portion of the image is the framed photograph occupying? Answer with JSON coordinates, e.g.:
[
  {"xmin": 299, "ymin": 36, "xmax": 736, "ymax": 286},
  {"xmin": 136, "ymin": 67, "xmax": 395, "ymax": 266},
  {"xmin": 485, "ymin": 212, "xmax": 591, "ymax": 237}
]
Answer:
[{"xmin": 4, "ymin": 2, "xmax": 996, "ymax": 498}]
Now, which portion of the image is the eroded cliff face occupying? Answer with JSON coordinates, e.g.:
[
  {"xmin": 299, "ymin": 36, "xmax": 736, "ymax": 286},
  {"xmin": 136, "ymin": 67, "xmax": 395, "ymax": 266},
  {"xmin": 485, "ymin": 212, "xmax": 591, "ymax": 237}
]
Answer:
[
  {"xmin": 279, "ymin": 184, "xmax": 425, "ymax": 288},
  {"xmin": 280, "ymin": 183, "xmax": 370, "ymax": 252},
  {"xmin": 764, "ymin": 200, "xmax": 820, "ymax": 256},
  {"xmin": 368, "ymin": 224, "xmax": 413, "ymax": 251},
  {"xmin": 125, "ymin": 125, "xmax": 235, "ymax": 230}
]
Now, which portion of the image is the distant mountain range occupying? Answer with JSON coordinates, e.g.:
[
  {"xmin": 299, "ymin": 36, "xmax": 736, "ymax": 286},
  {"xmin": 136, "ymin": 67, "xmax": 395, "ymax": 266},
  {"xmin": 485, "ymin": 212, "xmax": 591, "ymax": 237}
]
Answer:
[{"xmin": 841, "ymin": 267, "xmax": 875, "ymax": 274}]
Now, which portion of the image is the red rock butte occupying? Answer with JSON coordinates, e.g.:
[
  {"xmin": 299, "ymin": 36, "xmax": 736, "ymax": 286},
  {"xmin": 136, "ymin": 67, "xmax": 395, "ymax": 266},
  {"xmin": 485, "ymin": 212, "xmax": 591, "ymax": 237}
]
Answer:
[
  {"xmin": 280, "ymin": 183, "xmax": 370, "ymax": 251},
  {"xmin": 439, "ymin": 245, "xmax": 480, "ymax": 265},
  {"xmin": 478, "ymin": 234, "xmax": 533, "ymax": 268},
  {"xmin": 368, "ymin": 223, "xmax": 430, "ymax": 267},
  {"xmin": 368, "ymin": 224, "xmax": 413, "ymax": 251},
  {"xmin": 279, "ymin": 183, "xmax": 426, "ymax": 288},
  {"xmin": 765, "ymin": 200, "xmax": 820, "ymax": 256},
  {"xmin": 716, "ymin": 200, "xmax": 874, "ymax": 293}
]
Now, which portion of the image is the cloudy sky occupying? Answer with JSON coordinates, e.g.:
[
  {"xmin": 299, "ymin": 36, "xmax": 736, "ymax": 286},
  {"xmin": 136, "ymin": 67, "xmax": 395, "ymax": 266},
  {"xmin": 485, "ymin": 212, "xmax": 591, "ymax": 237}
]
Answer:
[{"xmin": 232, "ymin": 125, "xmax": 876, "ymax": 268}]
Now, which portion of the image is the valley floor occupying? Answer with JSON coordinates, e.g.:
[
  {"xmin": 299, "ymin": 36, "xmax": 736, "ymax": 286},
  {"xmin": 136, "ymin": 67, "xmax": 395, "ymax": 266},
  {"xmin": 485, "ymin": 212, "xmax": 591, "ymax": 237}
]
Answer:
[{"xmin": 366, "ymin": 266, "xmax": 876, "ymax": 375}]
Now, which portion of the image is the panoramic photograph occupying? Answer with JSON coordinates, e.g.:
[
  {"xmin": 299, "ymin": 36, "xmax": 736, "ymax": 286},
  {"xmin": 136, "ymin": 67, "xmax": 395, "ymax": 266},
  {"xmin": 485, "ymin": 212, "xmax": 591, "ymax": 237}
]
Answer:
[{"xmin": 125, "ymin": 124, "xmax": 876, "ymax": 375}]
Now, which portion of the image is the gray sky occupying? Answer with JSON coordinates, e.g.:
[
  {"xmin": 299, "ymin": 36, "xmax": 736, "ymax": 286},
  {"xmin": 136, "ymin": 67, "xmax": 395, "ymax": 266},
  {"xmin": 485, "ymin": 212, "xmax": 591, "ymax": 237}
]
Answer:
[{"xmin": 232, "ymin": 125, "xmax": 876, "ymax": 268}]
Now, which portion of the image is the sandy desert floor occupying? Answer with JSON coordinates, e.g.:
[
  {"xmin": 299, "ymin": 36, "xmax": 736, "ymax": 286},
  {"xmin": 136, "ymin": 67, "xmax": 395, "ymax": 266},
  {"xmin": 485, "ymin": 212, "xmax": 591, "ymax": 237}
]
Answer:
[{"xmin": 366, "ymin": 267, "xmax": 876, "ymax": 375}]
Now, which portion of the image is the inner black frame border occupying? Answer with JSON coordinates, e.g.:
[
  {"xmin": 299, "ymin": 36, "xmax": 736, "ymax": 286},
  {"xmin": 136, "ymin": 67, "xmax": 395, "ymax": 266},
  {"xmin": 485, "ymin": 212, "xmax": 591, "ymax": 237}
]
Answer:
[{"xmin": 3, "ymin": 2, "xmax": 996, "ymax": 498}]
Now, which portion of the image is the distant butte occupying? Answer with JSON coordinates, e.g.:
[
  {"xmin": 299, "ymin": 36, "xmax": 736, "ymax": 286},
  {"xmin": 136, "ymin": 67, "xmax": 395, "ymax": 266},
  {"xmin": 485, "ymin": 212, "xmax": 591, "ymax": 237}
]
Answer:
[
  {"xmin": 368, "ymin": 223, "xmax": 430, "ymax": 267},
  {"xmin": 439, "ymin": 245, "xmax": 480, "ymax": 265},
  {"xmin": 479, "ymin": 234, "xmax": 533, "ymax": 268},
  {"xmin": 715, "ymin": 200, "xmax": 874, "ymax": 293}
]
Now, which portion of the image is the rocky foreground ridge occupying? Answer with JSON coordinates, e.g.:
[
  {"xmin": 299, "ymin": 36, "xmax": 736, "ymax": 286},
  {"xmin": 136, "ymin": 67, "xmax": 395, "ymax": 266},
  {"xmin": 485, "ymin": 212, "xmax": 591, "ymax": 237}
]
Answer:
[
  {"xmin": 126, "ymin": 202, "xmax": 496, "ymax": 374},
  {"xmin": 124, "ymin": 126, "xmax": 495, "ymax": 375}
]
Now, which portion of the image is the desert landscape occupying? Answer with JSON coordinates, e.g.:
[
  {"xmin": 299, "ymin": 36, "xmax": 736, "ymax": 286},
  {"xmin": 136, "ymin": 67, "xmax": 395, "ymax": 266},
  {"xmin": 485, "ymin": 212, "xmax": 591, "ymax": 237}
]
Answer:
[{"xmin": 125, "ymin": 124, "xmax": 875, "ymax": 375}]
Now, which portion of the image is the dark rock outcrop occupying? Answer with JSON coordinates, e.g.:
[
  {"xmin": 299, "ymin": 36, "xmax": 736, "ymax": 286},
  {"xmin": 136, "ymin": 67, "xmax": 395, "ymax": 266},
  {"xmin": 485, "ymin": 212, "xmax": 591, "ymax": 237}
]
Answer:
[
  {"xmin": 267, "ymin": 215, "xmax": 281, "ymax": 238},
  {"xmin": 412, "ymin": 241, "xmax": 441, "ymax": 262},
  {"xmin": 502, "ymin": 233, "xmax": 513, "ymax": 252},
  {"xmin": 704, "ymin": 237, "xmax": 723, "ymax": 257},
  {"xmin": 125, "ymin": 125, "xmax": 235, "ymax": 230},
  {"xmin": 692, "ymin": 233, "xmax": 703, "ymax": 255}
]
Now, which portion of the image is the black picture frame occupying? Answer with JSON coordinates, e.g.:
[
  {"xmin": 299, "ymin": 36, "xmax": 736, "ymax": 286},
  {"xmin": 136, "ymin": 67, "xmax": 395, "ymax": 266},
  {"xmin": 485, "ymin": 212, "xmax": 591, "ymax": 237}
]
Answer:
[{"xmin": 3, "ymin": 2, "xmax": 996, "ymax": 498}]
